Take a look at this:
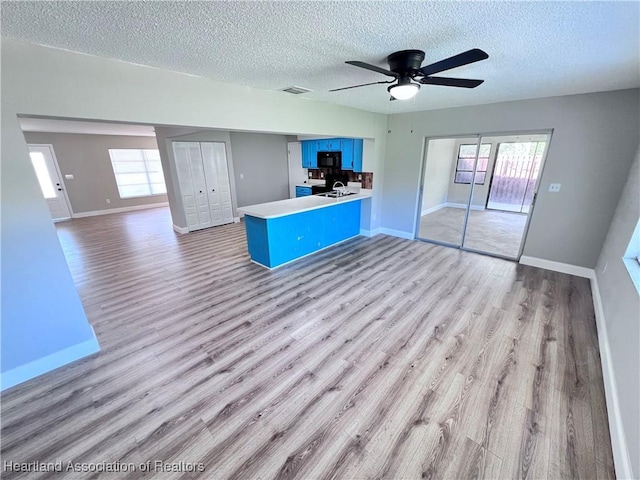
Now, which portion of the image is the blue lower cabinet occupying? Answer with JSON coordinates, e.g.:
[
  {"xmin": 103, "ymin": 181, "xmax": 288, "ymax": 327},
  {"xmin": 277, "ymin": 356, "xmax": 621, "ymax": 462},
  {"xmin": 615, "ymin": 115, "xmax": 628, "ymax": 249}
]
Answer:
[
  {"xmin": 295, "ymin": 186, "xmax": 312, "ymax": 197},
  {"xmin": 244, "ymin": 201, "xmax": 362, "ymax": 268}
]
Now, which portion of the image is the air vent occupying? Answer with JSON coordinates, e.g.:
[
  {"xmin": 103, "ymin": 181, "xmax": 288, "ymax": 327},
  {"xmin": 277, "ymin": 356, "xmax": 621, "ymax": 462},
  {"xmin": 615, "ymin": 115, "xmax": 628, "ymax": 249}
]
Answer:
[{"xmin": 281, "ymin": 86, "xmax": 312, "ymax": 95}]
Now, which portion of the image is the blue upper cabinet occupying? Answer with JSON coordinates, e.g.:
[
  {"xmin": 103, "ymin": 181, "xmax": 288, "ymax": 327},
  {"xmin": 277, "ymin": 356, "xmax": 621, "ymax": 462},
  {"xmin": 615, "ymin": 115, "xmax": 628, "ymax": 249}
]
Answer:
[
  {"xmin": 301, "ymin": 140, "xmax": 317, "ymax": 168},
  {"xmin": 301, "ymin": 138, "xmax": 363, "ymax": 172},
  {"xmin": 341, "ymin": 138, "xmax": 363, "ymax": 172},
  {"xmin": 353, "ymin": 139, "xmax": 363, "ymax": 172},
  {"xmin": 317, "ymin": 139, "xmax": 342, "ymax": 151},
  {"xmin": 341, "ymin": 138, "xmax": 354, "ymax": 170}
]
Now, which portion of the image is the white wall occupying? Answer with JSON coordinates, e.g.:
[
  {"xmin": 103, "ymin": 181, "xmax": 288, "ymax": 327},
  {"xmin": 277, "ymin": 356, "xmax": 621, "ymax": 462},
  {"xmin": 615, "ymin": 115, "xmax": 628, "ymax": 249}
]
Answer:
[
  {"xmin": 421, "ymin": 138, "xmax": 456, "ymax": 213},
  {"xmin": 0, "ymin": 37, "xmax": 387, "ymax": 388},
  {"xmin": 595, "ymin": 144, "xmax": 640, "ymax": 479},
  {"xmin": 383, "ymin": 89, "xmax": 640, "ymax": 268}
]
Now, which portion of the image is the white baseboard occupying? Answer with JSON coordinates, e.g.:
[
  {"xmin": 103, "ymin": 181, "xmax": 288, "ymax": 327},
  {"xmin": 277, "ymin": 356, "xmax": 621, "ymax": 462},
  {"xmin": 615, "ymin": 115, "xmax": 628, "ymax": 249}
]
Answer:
[
  {"xmin": 172, "ymin": 224, "xmax": 189, "ymax": 234},
  {"xmin": 1, "ymin": 330, "xmax": 100, "ymax": 391},
  {"xmin": 590, "ymin": 275, "xmax": 634, "ymax": 480},
  {"xmin": 359, "ymin": 227, "xmax": 382, "ymax": 237},
  {"xmin": 378, "ymin": 228, "xmax": 414, "ymax": 240},
  {"xmin": 72, "ymin": 202, "xmax": 168, "ymax": 218},
  {"xmin": 446, "ymin": 202, "xmax": 485, "ymax": 211},
  {"xmin": 519, "ymin": 256, "xmax": 633, "ymax": 478},
  {"xmin": 519, "ymin": 255, "xmax": 593, "ymax": 278},
  {"xmin": 233, "ymin": 217, "xmax": 240, "ymax": 223},
  {"xmin": 421, "ymin": 203, "xmax": 447, "ymax": 216}
]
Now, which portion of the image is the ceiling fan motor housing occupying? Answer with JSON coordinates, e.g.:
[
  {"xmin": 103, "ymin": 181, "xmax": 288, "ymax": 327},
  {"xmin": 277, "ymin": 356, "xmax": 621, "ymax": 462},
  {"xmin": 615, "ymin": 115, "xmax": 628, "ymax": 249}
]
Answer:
[{"xmin": 387, "ymin": 50, "xmax": 426, "ymax": 77}]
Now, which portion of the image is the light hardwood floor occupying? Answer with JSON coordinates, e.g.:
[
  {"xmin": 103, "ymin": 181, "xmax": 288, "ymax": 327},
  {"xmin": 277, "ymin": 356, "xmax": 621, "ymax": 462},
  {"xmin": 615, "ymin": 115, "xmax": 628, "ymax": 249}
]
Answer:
[
  {"xmin": 419, "ymin": 207, "xmax": 528, "ymax": 258},
  {"xmin": 1, "ymin": 207, "xmax": 614, "ymax": 479}
]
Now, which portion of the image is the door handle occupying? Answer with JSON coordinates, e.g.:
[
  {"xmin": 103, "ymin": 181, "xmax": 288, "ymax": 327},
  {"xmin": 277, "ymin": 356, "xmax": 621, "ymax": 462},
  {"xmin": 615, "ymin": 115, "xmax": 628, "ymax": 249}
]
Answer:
[
  {"xmin": 57, "ymin": 188, "xmax": 63, "ymax": 191},
  {"xmin": 212, "ymin": 189, "xmax": 215, "ymax": 192},
  {"xmin": 199, "ymin": 190, "xmax": 203, "ymax": 193}
]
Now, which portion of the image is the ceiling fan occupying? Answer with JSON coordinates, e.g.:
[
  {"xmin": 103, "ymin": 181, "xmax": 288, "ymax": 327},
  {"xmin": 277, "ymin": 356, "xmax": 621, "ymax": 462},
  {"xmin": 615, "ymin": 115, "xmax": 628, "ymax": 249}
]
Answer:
[{"xmin": 330, "ymin": 48, "xmax": 489, "ymax": 100}]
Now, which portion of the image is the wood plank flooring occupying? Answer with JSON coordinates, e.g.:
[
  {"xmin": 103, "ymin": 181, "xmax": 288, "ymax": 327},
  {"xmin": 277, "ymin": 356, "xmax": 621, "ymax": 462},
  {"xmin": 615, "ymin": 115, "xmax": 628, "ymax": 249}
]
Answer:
[
  {"xmin": 1, "ymin": 207, "xmax": 614, "ymax": 479},
  {"xmin": 419, "ymin": 207, "xmax": 528, "ymax": 258}
]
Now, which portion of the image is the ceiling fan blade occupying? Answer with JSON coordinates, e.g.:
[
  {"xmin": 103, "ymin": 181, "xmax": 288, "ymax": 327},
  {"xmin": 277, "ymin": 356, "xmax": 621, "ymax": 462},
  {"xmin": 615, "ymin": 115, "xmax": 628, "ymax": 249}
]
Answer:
[
  {"xmin": 345, "ymin": 61, "xmax": 399, "ymax": 78},
  {"xmin": 329, "ymin": 80, "xmax": 394, "ymax": 92},
  {"xmin": 419, "ymin": 49, "xmax": 489, "ymax": 77},
  {"xmin": 419, "ymin": 77, "xmax": 484, "ymax": 88}
]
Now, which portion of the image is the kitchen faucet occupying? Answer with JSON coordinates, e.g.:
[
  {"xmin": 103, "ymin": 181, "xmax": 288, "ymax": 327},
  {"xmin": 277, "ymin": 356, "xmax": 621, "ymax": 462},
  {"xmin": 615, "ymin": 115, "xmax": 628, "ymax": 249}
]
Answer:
[{"xmin": 332, "ymin": 181, "xmax": 347, "ymax": 196}]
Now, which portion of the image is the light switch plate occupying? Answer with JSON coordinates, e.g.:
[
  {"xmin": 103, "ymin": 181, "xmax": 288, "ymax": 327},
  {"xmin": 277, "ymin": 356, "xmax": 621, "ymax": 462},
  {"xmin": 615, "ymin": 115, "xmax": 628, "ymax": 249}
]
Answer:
[
  {"xmin": 65, "ymin": 174, "xmax": 74, "ymax": 180},
  {"xmin": 549, "ymin": 183, "xmax": 561, "ymax": 192}
]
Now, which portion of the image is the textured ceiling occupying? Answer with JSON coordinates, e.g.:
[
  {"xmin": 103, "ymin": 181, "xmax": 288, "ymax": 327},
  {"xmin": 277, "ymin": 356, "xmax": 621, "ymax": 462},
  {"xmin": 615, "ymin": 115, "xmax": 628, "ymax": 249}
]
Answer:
[
  {"xmin": 19, "ymin": 118, "xmax": 156, "ymax": 136},
  {"xmin": 2, "ymin": 1, "xmax": 639, "ymax": 114}
]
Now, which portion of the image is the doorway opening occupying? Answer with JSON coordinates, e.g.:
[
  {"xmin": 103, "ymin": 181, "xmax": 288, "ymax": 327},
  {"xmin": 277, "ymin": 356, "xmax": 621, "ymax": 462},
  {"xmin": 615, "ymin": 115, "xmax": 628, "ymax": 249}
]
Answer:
[{"xmin": 415, "ymin": 131, "xmax": 552, "ymax": 260}]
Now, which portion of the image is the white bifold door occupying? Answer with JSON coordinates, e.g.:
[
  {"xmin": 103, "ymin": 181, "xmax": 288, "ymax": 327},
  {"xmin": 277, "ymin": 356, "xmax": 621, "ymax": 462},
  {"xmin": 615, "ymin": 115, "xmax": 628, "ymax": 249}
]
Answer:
[{"xmin": 172, "ymin": 141, "xmax": 234, "ymax": 231}]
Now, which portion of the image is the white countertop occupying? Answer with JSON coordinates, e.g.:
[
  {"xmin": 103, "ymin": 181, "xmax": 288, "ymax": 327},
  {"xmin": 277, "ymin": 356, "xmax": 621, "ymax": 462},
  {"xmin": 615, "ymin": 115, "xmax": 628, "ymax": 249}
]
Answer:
[{"xmin": 238, "ymin": 190, "xmax": 372, "ymax": 219}]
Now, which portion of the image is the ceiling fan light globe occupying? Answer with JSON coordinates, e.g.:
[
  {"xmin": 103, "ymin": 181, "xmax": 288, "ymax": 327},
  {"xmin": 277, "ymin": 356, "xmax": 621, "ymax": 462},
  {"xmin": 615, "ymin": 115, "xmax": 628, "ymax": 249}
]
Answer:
[{"xmin": 388, "ymin": 83, "xmax": 420, "ymax": 100}]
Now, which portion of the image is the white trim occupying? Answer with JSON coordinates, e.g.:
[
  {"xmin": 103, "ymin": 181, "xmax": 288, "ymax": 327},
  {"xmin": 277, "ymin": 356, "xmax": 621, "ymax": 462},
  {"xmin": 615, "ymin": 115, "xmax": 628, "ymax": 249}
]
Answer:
[
  {"xmin": 421, "ymin": 203, "xmax": 447, "ymax": 216},
  {"xmin": 1, "ymin": 330, "xmax": 100, "ymax": 391},
  {"xmin": 359, "ymin": 228, "xmax": 382, "ymax": 237},
  {"xmin": 518, "ymin": 255, "xmax": 593, "ymax": 278},
  {"xmin": 379, "ymin": 228, "xmax": 414, "ymax": 240},
  {"xmin": 72, "ymin": 202, "xmax": 168, "ymax": 218},
  {"xmin": 590, "ymin": 274, "xmax": 634, "ymax": 480},
  {"xmin": 233, "ymin": 217, "xmax": 240, "ymax": 223},
  {"xmin": 27, "ymin": 143, "xmax": 75, "ymax": 218},
  {"xmin": 172, "ymin": 224, "xmax": 188, "ymax": 234},
  {"xmin": 516, "ymin": 254, "xmax": 634, "ymax": 478},
  {"xmin": 445, "ymin": 202, "xmax": 485, "ymax": 211}
]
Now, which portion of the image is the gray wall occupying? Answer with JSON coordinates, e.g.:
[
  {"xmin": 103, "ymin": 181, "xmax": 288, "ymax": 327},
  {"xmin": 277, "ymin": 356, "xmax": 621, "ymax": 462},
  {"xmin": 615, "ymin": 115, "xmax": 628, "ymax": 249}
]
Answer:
[
  {"xmin": 22, "ymin": 132, "xmax": 166, "ymax": 214},
  {"xmin": 595, "ymin": 144, "xmax": 640, "ymax": 478},
  {"xmin": 383, "ymin": 89, "xmax": 640, "ymax": 268},
  {"xmin": 229, "ymin": 132, "xmax": 289, "ymax": 207}
]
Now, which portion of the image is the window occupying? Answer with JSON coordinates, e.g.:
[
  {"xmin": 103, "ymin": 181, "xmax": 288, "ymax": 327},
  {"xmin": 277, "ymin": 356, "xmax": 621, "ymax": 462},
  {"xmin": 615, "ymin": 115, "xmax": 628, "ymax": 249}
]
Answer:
[
  {"xmin": 454, "ymin": 143, "xmax": 491, "ymax": 184},
  {"xmin": 108, "ymin": 149, "xmax": 167, "ymax": 198}
]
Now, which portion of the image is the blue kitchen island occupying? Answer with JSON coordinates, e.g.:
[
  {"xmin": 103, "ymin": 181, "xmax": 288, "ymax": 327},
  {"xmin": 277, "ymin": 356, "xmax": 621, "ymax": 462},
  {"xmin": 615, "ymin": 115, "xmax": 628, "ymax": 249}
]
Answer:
[{"xmin": 237, "ymin": 191, "xmax": 372, "ymax": 269}]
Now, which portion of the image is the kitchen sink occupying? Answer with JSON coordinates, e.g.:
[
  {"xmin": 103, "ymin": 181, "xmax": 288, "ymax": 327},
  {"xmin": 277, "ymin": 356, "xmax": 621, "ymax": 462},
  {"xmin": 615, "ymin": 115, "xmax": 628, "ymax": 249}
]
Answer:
[{"xmin": 320, "ymin": 191, "xmax": 356, "ymax": 198}]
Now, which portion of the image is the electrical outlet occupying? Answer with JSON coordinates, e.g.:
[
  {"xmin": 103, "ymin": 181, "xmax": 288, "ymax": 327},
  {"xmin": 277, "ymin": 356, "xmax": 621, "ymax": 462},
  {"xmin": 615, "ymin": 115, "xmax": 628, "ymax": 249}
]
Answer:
[
  {"xmin": 240, "ymin": 173, "xmax": 244, "ymax": 179},
  {"xmin": 106, "ymin": 199, "xmax": 111, "ymax": 204},
  {"xmin": 64, "ymin": 174, "xmax": 74, "ymax": 180},
  {"xmin": 549, "ymin": 183, "xmax": 561, "ymax": 192}
]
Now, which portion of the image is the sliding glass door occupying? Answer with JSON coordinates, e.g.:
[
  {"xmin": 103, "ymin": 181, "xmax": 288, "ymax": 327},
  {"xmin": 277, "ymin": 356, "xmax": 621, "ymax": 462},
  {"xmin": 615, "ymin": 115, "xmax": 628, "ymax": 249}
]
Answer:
[
  {"xmin": 417, "ymin": 136, "xmax": 480, "ymax": 247},
  {"xmin": 416, "ymin": 132, "xmax": 551, "ymax": 260}
]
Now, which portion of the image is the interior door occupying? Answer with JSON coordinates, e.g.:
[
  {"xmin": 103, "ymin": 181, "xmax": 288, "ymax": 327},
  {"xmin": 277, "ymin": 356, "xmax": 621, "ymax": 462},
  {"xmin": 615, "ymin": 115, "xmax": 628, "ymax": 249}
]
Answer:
[
  {"xmin": 187, "ymin": 143, "xmax": 213, "ymax": 229},
  {"xmin": 210, "ymin": 142, "xmax": 234, "ymax": 223},
  {"xmin": 201, "ymin": 142, "xmax": 225, "ymax": 225},
  {"xmin": 27, "ymin": 145, "xmax": 72, "ymax": 221}
]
